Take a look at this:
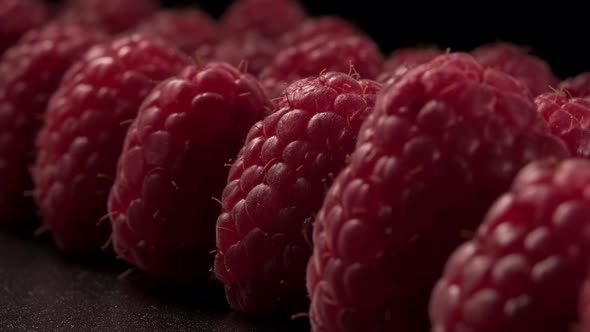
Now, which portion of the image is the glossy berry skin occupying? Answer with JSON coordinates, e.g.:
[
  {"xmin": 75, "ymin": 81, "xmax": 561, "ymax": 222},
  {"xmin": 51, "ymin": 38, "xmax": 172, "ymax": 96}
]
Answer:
[
  {"xmin": 0, "ymin": 0, "xmax": 49, "ymax": 54},
  {"xmin": 472, "ymin": 43, "xmax": 558, "ymax": 96},
  {"xmin": 262, "ymin": 35, "xmax": 383, "ymax": 98},
  {"xmin": 214, "ymin": 72, "xmax": 381, "ymax": 315},
  {"xmin": 306, "ymin": 53, "xmax": 569, "ymax": 332},
  {"xmin": 431, "ymin": 159, "xmax": 590, "ymax": 332},
  {"xmin": 134, "ymin": 9, "xmax": 219, "ymax": 55},
  {"xmin": 280, "ymin": 16, "xmax": 360, "ymax": 46},
  {"xmin": 220, "ymin": 0, "xmax": 305, "ymax": 40},
  {"xmin": 60, "ymin": 0, "xmax": 158, "ymax": 34},
  {"xmin": 560, "ymin": 72, "xmax": 590, "ymax": 98},
  {"xmin": 108, "ymin": 62, "xmax": 271, "ymax": 283},
  {"xmin": 212, "ymin": 33, "xmax": 277, "ymax": 77},
  {"xmin": 377, "ymin": 47, "xmax": 442, "ymax": 84},
  {"xmin": 535, "ymin": 92, "xmax": 590, "ymax": 158},
  {"xmin": 33, "ymin": 35, "xmax": 188, "ymax": 252},
  {"xmin": 0, "ymin": 25, "xmax": 106, "ymax": 224}
]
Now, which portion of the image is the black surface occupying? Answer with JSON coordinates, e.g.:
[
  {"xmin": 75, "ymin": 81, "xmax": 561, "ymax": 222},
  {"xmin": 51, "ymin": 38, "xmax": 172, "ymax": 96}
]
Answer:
[{"xmin": 0, "ymin": 231, "xmax": 309, "ymax": 331}]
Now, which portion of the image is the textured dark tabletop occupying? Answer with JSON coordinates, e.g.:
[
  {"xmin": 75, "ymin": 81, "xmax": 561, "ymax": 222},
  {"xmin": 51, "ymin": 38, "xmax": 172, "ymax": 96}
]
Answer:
[{"xmin": 0, "ymin": 230, "xmax": 310, "ymax": 332}]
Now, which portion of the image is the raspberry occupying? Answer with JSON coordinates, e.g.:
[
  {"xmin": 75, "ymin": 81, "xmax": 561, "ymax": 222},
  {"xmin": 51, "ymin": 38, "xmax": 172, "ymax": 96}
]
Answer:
[
  {"xmin": 0, "ymin": 25, "xmax": 106, "ymax": 224},
  {"xmin": 33, "ymin": 35, "xmax": 188, "ymax": 251},
  {"xmin": 212, "ymin": 33, "xmax": 277, "ymax": 77},
  {"xmin": 107, "ymin": 62, "xmax": 271, "ymax": 283},
  {"xmin": 377, "ymin": 47, "xmax": 443, "ymax": 84},
  {"xmin": 306, "ymin": 53, "xmax": 569, "ymax": 332},
  {"xmin": 582, "ymin": 279, "xmax": 590, "ymax": 331},
  {"xmin": 134, "ymin": 9, "xmax": 219, "ymax": 55},
  {"xmin": 261, "ymin": 35, "xmax": 383, "ymax": 98},
  {"xmin": 535, "ymin": 92, "xmax": 590, "ymax": 158},
  {"xmin": 60, "ymin": 0, "xmax": 158, "ymax": 34},
  {"xmin": 472, "ymin": 43, "xmax": 558, "ymax": 96},
  {"xmin": 0, "ymin": 0, "xmax": 49, "ymax": 54},
  {"xmin": 279, "ymin": 16, "xmax": 360, "ymax": 46},
  {"xmin": 430, "ymin": 159, "xmax": 590, "ymax": 331},
  {"xmin": 221, "ymin": 0, "xmax": 306, "ymax": 40},
  {"xmin": 560, "ymin": 72, "xmax": 590, "ymax": 98},
  {"xmin": 214, "ymin": 72, "xmax": 381, "ymax": 314},
  {"xmin": 384, "ymin": 47, "xmax": 443, "ymax": 72}
]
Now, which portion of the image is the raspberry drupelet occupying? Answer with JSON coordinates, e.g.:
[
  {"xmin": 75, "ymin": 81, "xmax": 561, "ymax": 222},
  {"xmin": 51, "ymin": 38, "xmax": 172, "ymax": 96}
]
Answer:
[
  {"xmin": 211, "ymin": 33, "xmax": 277, "ymax": 77},
  {"xmin": 472, "ymin": 42, "xmax": 559, "ymax": 96},
  {"xmin": 220, "ymin": 0, "xmax": 305, "ymax": 40},
  {"xmin": 0, "ymin": 0, "xmax": 50, "ymax": 54},
  {"xmin": 60, "ymin": 0, "xmax": 158, "ymax": 34},
  {"xmin": 560, "ymin": 72, "xmax": 590, "ymax": 98},
  {"xmin": 535, "ymin": 92, "xmax": 590, "ymax": 158},
  {"xmin": 261, "ymin": 35, "xmax": 383, "ymax": 99},
  {"xmin": 377, "ymin": 47, "xmax": 442, "ymax": 84},
  {"xmin": 134, "ymin": 9, "xmax": 219, "ymax": 55}
]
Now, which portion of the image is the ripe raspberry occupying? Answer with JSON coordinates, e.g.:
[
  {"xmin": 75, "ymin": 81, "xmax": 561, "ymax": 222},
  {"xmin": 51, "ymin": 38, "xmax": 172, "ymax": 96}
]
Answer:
[
  {"xmin": 108, "ymin": 62, "xmax": 271, "ymax": 283},
  {"xmin": 0, "ymin": 25, "xmax": 106, "ymax": 224},
  {"xmin": 134, "ymin": 9, "xmax": 219, "ymax": 55},
  {"xmin": 559, "ymin": 72, "xmax": 590, "ymax": 98},
  {"xmin": 306, "ymin": 53, "xmax": 569, "ymax": 332},
  {"xmin": 581, "ymin": 278, "xmax": 590, "ymax": 332},
  {"xmin": 472, "ymin": 43, "xmax": 558, "ymax": 96},
  {"xmin": 214, "ymin": 72, "xmax": 381, "ymax": 314},
  {"xmin": 0, "ymin": 0, "xmax": 49, "ymax": 54},
  {"xmin": 384, "ymin": 47, "xmax": 443, "ymax": 72},
  {"xmin": 33, "ymin": 35, "xmax": 188, "ymax": 251},
  {"xmin": 212, "ymin": 33, "xmax": 277, "ymax": 77},
  {"xmin": 279, "ymin": 16, "xmax": 360, "ymax": 46},
  {"xmin": 60, "ymin": 0, "xmax": 158, "ymax": 34},
  {"xmin": 261, "ymin": 35, "xmax": 383, "ymax": 98},
  {"xmin": 221, "ymin": 0, "xmax": 306, "ymax": 40},
  {"xmin": 430, "ymin": 159, "xmax": 590, "ymax": 331},
  {"xmin": 535, "ymin": 92, "xmax": 590, "ymax": 158},
  {"xmin": 377, "ymin": 47, "xmax": 443, "ymax": 84}
]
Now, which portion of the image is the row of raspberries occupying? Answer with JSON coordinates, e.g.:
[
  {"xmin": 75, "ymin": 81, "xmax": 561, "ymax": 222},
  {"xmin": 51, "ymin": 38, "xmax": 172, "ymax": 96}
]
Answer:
[{"xmin": 3, "ymin": 0, "xmax": 590, "ymax": 331}]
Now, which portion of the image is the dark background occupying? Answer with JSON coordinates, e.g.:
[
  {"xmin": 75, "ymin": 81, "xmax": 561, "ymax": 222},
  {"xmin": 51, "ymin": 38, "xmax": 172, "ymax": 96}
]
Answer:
[{"xmin": 162, "ymin": 0, "xmax": 587, "ymax": 79}]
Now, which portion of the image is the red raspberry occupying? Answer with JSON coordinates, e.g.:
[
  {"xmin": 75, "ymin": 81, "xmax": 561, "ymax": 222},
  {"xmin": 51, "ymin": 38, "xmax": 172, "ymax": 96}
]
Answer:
[
  {"xmin": 0, "ymin": 25, "xmax": 106, "ymax": 224},
  {"xmin": 33, "ymin": 35, "xmax": 188, "ymax": 251},
  {"xmin": 377, "ymin": 47, "xmax": 443, "ymax": 84},
  {"xmin": 430, "ymin": 159, "xmax": 590, "ymax": 331},
  {"xmin": 107, "ymin": 62, "xmax": 271, "ymax": 283},
  {"xmin": 221, "ymin": 0, "xmax": 306, "ymax": 40},
  {"xmin": 261, "ymin": 35, "xmax": 383, "ymax": 98},
  {"xmin": 134, "ymin": 9, "xmax": 219, "ymax": 55},
  {"xmin": 212, "ymin": 33, "xmax": 277, "ymax": 77},
  {"xmin": 60, "ymin": 0, "xmax": 158, "ymax": 34},
  {"xmin": 279, "ymin": 16, "xmax": 360, "ymax": 46},
  {"xmin": 214, "ymin": 72, "xmax": 381, "ymax": 314},
  {"xmin": 384, "ymin": 47, "xmax": 443, "ymax": 72},
  {"xmin": 0, "ymin": 0, "xmax": 49, "ymax": 54},
  {"xmin": 306, "ymin": 53, "xmax": 569, "ymax": 332},
  {"xmin": 582, "ymin": 279, "xmax": 590, "ymax": 332},
  {"xmin": 560, "ymin": 72, "xmax": 590, "ymax": 98},
  {"xmin": 472, "ymin": 43, "xmax": 558, "ymax": 96},
  {"xmin": 535, "ymin": 92, "xmax": 590, "ymax": 158}
]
